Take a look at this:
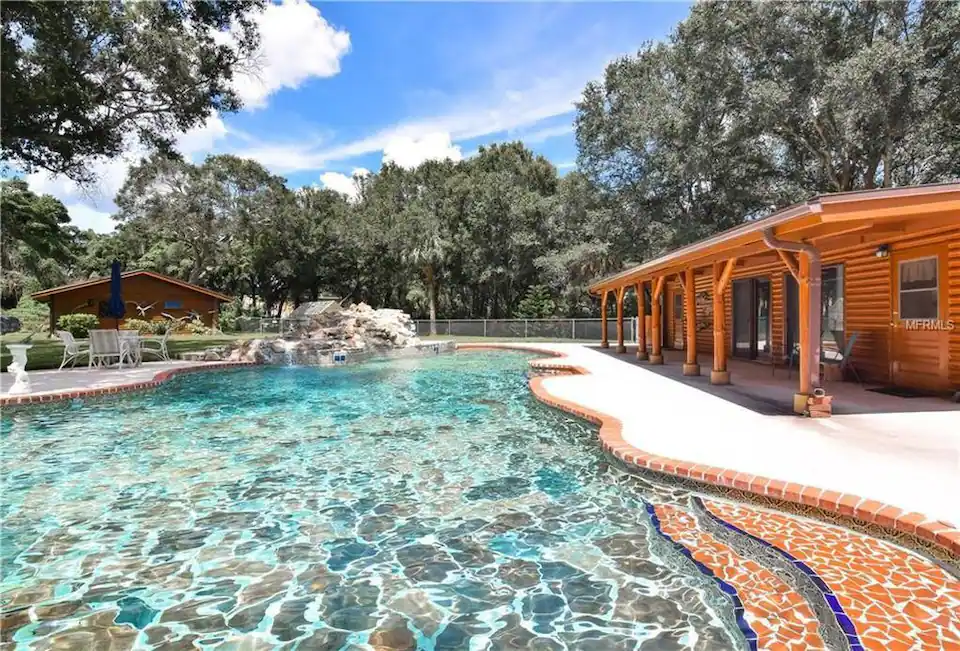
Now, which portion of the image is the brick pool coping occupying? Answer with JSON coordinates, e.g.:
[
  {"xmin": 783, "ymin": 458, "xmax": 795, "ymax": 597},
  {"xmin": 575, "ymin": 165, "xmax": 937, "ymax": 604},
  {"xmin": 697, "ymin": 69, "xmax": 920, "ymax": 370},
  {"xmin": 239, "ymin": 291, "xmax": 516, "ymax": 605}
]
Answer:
[
  {"xmin": 0, "ymin": 362, "xmax": 256, "ymax": 408},
  {"xmin": 457, "ymin": 342, "xmax": 960, "ymax": 559}
]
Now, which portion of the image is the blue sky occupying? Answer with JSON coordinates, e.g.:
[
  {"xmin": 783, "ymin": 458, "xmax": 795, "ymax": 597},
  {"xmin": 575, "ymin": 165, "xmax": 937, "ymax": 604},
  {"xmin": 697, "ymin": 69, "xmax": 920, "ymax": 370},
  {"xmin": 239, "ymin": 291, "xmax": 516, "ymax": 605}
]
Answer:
[{"xmin": 28, "ymin": 1, "xmax": 691, "ymax": 231}]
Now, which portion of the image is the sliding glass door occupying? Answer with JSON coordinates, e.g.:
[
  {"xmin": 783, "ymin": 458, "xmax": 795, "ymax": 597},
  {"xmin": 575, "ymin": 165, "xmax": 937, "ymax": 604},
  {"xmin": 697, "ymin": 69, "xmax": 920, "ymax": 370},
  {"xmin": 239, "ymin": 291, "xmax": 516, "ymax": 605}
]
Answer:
[
  {"xmin": 733, "ymin": 280, "xmax": 753, "ymax": 357},
  {"xmin": 732, "ymin": 277, "xmax": 771, "ymax": 359},
  {"xmin": 783, "ymin": 265, "xmax": 844, "ymax": 359}
]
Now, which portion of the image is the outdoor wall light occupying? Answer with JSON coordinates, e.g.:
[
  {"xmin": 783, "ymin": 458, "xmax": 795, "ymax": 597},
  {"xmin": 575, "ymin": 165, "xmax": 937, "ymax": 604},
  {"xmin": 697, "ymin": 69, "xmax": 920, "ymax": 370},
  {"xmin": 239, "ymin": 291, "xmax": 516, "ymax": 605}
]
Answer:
[{"xmin": 874, "ymin": 244, "xmax": 890, "ymax": 258}]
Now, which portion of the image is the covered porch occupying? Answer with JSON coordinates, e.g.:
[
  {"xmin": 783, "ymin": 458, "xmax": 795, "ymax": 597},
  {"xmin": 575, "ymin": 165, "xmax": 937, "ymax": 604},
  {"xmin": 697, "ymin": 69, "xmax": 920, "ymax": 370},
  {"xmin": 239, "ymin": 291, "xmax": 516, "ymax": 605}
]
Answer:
[
  {"xmin": 589, "ymin": 184, "xmax": 960, "ymax": 417},
  {"xmin": 596, "ymin": 346, "xmax": 959, "ymax": 416}
]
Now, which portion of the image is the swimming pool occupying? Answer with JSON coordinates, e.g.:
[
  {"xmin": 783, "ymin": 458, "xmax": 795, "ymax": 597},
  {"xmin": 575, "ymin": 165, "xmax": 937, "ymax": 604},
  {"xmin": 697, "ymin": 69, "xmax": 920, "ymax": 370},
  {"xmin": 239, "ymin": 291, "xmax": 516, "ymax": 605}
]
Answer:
[{"xmin": 1, "ymin": 351, "xmax": 957, "ymax": 650}]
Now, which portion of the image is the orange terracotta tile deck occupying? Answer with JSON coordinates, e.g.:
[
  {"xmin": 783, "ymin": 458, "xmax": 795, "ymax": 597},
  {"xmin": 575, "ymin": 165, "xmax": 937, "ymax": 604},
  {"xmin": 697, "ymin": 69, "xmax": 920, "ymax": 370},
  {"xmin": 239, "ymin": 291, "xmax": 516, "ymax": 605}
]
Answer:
[
  {"xmin": 704, "ymin": 499, "xmax": 960, "ymax": 651},
  {"xmin": 653, "ymin": 503, "xmax": 826, "ymax": 650}
]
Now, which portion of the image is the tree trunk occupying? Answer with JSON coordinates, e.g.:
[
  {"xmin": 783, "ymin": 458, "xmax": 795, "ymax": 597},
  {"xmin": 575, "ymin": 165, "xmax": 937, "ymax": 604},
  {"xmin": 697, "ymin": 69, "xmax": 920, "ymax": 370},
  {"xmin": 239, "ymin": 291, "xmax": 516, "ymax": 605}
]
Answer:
[{"xmin": 425, "ymin": 265, "xmax": 437, "ymax": 335}]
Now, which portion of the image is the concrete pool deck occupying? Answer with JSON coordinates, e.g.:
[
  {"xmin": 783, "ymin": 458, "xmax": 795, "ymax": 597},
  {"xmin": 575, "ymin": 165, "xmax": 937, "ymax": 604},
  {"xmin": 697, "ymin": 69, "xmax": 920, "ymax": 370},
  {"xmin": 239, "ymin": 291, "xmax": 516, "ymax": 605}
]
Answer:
[
  {"xmin": 0, "ymin": 360, "xmax": 252, "ymax": 406},
  {"xmin": 459, "ymin": 342, "xmax": 960, "ymax": 557}
]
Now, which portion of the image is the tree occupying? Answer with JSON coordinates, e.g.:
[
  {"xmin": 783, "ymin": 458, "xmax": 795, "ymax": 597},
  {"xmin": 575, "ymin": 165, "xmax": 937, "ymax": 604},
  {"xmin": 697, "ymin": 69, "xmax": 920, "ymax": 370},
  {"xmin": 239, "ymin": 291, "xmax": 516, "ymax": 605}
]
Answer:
[
  {"xmin": 575, "ymin": 0, "xmax": 960, "ymax": 266},
  {"xmin": 0, "ymin": 179, "xmax": 72, "ymax": 306},
  {"xmin": 115, "ymin": 154, "xmax": 286, "ymax": 287},
  {"xmin": 721, "ymin": 0, "xmax": 960, "ymax": 190},
  {"xmin": 458, "ymin": 143, "xmax": 558, "ymax": 319},
  {"xmin": 399, "ymin": 159, "xmax": 461, "ymax": 335},
  {"xmin": 534, "ymin": 172, "xmax": 620, "ymax": 316},
  {"xmin": 1, "ymin": 0, "xmax": 264, "ymax": 182},
  {"xmin": 514, "ymin": 286, "xmax": 556, "ymax": 319}
]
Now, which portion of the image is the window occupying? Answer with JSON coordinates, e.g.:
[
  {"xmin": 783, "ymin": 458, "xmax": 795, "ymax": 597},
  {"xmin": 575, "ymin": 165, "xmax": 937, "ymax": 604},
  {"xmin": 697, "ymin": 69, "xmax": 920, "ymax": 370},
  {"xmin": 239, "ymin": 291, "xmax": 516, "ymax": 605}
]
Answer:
[
  {"xmin": 164, "ymin": 300, "xmax": 183, "ymax": 309},
  {"xmin": 821, "ymin": 265, "xmax": 844, "ymax": 353},
  {"xmin": 899, "ymin": 257, "xmax": 938, "ymax": 319}
]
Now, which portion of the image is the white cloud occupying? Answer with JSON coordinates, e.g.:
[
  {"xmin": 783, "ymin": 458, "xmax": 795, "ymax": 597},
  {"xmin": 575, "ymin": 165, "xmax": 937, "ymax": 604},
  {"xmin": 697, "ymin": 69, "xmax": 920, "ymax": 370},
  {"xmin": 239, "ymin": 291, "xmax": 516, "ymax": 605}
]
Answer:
[
  {"xmin": 227, "ymin": 0, "xmax": 350, "ymax": 109},
  {"xmin": 318, "ymin": 167, "xmax": 369, "ymax": 202},
  {"xmin": 64, "ymin": 204, "xmax": 115, "ymax": 233},
  {"xmin": 555, "ymin": 161, "xmax": 576, "ymax": 170},
  {"xmin": 230, "ymin": 60, "xmax": 596, "ymax": 173},
  {"xmin": 26, "ymin": 113, "xmax": 229, "ymax": 233},
  {"xmin": 382, "ymin": 133, "xmax": 463, "ymax": 169},
  {"xmin": 175, "ymin": 114, "xmax": 229, "ymax": 154},
  {"xmin": 516, "ymin": 122, "xmax": 574, "ymax": 145}
]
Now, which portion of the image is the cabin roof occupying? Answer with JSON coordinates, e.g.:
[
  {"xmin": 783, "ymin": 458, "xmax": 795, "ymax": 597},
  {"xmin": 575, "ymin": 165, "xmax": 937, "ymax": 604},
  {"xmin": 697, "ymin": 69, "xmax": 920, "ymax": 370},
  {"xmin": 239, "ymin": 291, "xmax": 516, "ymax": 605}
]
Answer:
[{"xmin": 31, "ymin": 270, "xmax": 233, "ymax": 303}]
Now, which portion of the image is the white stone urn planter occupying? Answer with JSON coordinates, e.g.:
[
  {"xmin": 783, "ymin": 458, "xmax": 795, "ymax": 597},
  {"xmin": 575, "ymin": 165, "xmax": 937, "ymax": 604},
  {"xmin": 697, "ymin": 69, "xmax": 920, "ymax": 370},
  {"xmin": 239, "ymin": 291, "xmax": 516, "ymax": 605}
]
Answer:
[{"xmin": 5, "ymin": 344, "xmax": 33, "ymax": 395}]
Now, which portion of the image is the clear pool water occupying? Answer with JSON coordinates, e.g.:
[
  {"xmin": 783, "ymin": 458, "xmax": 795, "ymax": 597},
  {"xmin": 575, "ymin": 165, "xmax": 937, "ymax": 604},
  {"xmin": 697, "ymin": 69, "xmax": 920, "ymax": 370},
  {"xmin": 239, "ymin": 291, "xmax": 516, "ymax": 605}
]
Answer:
[{"xmin": 1, "ymin": 352, "xmax": 747, "ymax": 650}]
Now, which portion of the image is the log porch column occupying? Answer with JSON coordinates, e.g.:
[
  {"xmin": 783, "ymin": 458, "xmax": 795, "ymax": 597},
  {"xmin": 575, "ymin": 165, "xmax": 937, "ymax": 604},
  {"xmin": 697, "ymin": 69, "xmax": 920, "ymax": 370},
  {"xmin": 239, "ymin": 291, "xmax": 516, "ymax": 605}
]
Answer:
[
  {"xmin": 636, "ymin": 282, "xmax": 648, "ymax": 360},
  {"xmin": 600, "ymin": 290, "xmax": 609, "ymax": 348},
  {"xmin": 615, "ymin": 286, "xmax": 627, "ymax": 353},
  {"xmin": 711, "ymin": 258, "xmax": 736, "ymax": 384},
  {"xmin": 795, "ymin": 251, "xmax": 824, "ymax": 413},
  {"xmin": 682, "ymin": 267, "xmax": 699, "ymax": 376},
  {"xmin": 649, "ymin": 277, "xmax": 665, "ymax": 364}
]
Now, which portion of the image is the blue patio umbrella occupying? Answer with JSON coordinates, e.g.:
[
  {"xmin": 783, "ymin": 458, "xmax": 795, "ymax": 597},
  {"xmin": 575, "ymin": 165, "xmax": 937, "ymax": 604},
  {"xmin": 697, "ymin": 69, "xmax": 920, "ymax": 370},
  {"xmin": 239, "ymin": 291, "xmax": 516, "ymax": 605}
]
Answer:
[{"xmin": 106, "ymin": 260, "xmax": 126, "ymax": 328}]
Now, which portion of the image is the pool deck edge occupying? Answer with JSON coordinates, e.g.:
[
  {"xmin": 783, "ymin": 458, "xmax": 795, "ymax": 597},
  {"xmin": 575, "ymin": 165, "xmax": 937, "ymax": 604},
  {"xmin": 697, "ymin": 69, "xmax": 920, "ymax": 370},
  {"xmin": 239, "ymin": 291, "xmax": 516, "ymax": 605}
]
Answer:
[
  {"xmin": 0, "ymin": 361, "xmax": 257, "ymax": 408},
  {"xmin": 457, "ymin": 342, "xmax": 960, "ymax": 559}
]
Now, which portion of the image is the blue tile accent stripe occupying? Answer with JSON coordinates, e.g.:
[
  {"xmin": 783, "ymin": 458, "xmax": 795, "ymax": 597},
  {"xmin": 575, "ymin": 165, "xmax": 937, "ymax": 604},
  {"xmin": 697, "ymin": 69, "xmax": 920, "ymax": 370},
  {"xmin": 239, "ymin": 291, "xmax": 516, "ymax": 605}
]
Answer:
[
  {"xmin": 694, "ymin": 497, "xmax": 865, "ymax": 651},
  {"xmin": 644, "ymin": 501, "xmax": 759, "ymax": 651}
]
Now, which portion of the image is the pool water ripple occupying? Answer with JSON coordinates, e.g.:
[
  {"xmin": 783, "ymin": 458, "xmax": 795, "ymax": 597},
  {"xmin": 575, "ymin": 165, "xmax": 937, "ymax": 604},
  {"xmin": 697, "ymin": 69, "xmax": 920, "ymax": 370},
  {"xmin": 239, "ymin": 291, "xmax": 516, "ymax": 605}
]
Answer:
[{"xmin": 2, "ymin": 352, "xmax": 747, "ymax": 650}]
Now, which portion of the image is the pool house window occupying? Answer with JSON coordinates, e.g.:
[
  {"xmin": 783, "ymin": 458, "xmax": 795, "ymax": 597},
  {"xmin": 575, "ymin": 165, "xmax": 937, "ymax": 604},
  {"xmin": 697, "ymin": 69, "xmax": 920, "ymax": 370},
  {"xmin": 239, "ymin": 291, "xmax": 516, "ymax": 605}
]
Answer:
[{"xmin": 898, "ymin": 256, "xmax": 938, "ymax": 320}]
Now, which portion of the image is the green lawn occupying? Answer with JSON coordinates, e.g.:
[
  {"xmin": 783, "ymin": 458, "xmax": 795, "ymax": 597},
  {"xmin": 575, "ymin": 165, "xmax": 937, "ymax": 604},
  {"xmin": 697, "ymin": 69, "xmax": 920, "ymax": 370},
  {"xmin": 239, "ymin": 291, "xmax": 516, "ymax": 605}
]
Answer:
[{"xmin": 0, "ymin": 333, "xmax": 260, "ymax": 371}]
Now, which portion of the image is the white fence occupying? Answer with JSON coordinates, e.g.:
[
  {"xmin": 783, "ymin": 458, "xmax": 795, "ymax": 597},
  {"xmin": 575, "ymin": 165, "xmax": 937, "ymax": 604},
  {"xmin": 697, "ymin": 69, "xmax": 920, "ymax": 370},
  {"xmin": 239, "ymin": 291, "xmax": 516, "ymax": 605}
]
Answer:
[
  {"xmin": 234, "ymin": 316, "xmax": 642, "ymax": 342},
  {"xmin": 414, "ymin": 318, "xmax": 639, "ymax": 342}
]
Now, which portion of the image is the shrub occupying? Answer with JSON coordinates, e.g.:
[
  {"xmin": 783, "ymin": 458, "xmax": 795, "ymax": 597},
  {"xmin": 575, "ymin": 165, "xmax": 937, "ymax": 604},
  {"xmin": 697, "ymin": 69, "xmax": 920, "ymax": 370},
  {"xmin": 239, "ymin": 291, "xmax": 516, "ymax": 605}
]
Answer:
[
  {"xmin": 57, "ymin": 313, "xmax": 100, "ymax": 338},
  {"xmin": 122, "ymin": 318, "xmax": 169, "ymax": 335},
  {"xmin": 185, "ymin": 317, "xmax": 212, "ymax": 335},
  {"xmin": 218, "ymin": 300, "xmax": 243, "ymax": 333}
]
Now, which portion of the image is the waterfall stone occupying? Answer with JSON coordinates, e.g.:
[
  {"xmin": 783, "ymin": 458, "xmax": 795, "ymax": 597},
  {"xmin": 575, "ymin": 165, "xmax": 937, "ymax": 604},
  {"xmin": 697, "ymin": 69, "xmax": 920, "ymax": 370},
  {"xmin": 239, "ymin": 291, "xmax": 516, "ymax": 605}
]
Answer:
[{"xmin": 221, "ymin": 304, "xmax": 452, "ymax": 366}]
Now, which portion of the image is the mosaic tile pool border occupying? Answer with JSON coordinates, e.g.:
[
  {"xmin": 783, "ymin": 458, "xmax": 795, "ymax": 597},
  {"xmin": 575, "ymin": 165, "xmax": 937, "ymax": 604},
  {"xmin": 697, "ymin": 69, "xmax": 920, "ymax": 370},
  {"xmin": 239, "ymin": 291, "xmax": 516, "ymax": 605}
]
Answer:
[
  {"xmin": 644, "ymin": 502, "xmax": 760, "ymax": 651},
  {"xmin": 0, "ymin": 362, "xmax": 256, "ymax": 410},
  {"xmin": 456, "ymin": 343, "xmax": 960, "ymax": 561},
  {"xmin": 695, "ymin": 497, "xmax": 865, "ymax": 650}
]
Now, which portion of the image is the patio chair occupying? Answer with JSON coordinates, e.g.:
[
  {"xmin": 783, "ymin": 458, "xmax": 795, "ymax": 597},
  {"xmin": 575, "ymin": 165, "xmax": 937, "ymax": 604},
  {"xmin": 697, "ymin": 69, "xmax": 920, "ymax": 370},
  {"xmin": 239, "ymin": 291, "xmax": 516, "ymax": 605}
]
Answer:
[
  {"xmin": 140, "ymin": 327, "xmax": 172, "ymax": 362},
  {"xmin": 55, "ymin": 330, "xmax": 89, "ymax": 369},
  {"xmin": 777, "ymin": 342, "xmax": 800, "ymax": 378},
  {"xmin": 821, "ymin": 331, "xmax": 862, "ymax": 385},
  {"xmin": 89, "ymin": 329, "xmax": 134, "ymax": 368},
  {"xmin": 118, "ymin": 330, "xmax": 143, "ymax": 366}
]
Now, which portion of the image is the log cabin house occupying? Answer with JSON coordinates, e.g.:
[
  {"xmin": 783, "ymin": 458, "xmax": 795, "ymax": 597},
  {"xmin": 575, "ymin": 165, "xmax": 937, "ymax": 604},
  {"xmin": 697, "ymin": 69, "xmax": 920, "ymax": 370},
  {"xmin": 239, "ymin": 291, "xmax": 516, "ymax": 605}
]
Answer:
[
  {"xmin": 588, "ymin": 183, "xmax": 960, "ymax": 415},
  {"xmin": 32, "ymin": 271, "xmax": 232, "ymax": 331}
]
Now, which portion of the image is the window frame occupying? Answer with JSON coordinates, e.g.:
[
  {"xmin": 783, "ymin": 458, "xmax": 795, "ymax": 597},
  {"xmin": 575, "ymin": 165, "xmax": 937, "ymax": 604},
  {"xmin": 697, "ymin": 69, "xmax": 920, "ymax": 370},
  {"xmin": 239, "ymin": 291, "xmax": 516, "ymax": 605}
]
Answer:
[{"xmin": 897, "ymin": 255, "xmax": 939, "ymax": 320}]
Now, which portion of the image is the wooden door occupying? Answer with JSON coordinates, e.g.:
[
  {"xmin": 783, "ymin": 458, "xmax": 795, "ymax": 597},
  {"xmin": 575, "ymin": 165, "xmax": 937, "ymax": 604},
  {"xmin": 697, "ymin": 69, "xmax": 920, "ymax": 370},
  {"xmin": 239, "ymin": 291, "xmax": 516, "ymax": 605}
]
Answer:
[{"xmin": 891, "ymin": 245, "xmax": 950, "ymax": 391}]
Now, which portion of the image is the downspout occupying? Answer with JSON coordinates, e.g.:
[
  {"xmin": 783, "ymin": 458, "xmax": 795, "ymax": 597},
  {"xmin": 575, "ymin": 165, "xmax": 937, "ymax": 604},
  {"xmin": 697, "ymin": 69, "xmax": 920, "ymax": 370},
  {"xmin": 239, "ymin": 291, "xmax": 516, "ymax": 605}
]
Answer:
[{"xmin": 762, "ymin": 229, "xmax": 822, "ymax": 394}]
